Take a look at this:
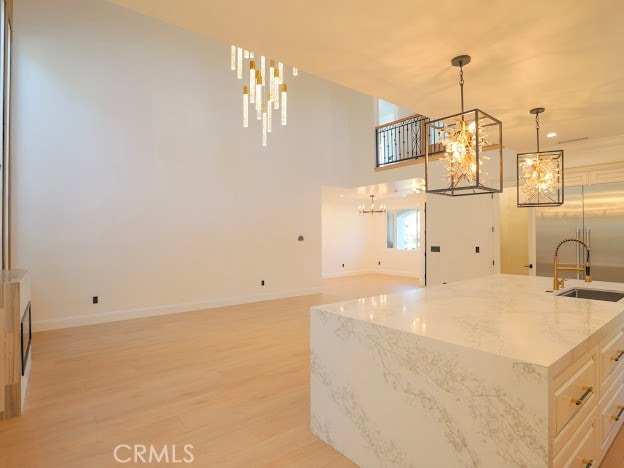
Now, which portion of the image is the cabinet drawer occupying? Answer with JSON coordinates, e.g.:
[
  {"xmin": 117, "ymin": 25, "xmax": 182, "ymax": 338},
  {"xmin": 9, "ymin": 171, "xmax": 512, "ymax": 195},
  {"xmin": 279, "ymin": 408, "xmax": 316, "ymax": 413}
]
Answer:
[
  {"xmin": 599, "ymin": 367, "xmax": 624, "ymax": 453},
  {"xmin": 553, "ymin": 407, "xmax": 598, "ymax": 468},
  {"xmin": 600, "ymin": 325, "xmax": 624, "ymax": 391},
  {"xmin": 555, "ymin": 354, "xmax": 598, "ymax": 435}
]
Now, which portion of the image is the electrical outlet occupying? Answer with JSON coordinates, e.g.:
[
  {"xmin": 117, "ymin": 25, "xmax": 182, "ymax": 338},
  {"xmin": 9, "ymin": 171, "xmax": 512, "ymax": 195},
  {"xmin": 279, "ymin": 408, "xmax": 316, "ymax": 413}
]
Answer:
[
  {"xmin": 342, "ymin": 264, "xmax": 344, "ymax": 268},
  {"xmin": 261, "ymin": 280, "xmax": 265, "ymax": 286},
  {"xmin": 92, "ymin": 296, "xmax": 99, "ymax": 304},
  {"xmin": 475, "ymin": 246, "xmax": 480, "ymax": 253},
  {"xmin": 378, "ymin": 261, "xmax": 381, "ymax": 266}
]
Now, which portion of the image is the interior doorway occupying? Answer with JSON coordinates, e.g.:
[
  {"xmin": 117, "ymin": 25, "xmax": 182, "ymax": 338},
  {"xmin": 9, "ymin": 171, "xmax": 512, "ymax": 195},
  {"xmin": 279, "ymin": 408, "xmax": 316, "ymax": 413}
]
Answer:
[{"xmin": 321, "ymin": 180, "xmax": 426, "ymax": 284}]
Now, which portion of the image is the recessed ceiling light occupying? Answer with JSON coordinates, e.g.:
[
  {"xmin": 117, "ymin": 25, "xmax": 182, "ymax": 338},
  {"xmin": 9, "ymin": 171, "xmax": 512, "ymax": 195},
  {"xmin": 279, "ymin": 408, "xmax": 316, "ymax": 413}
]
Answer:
[
  {"xmin": 339, "ymin": 194, "xmax": 344, "ymax": 198},
  {"xmin": 546, "ymin": 132, "xmax": 557, "ymax": 138}
]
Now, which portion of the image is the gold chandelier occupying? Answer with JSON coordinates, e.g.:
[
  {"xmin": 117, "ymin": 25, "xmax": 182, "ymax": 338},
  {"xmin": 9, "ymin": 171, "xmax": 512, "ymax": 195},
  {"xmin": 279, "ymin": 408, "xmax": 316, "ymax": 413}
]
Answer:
[
  {"xmin": 440, "ymin": 119, "xmax": 481, "ymax": 185},
  {"xmin": 230, "ymin": 46, "xmax": 298, "ymax": 146},
  {"xmin": 425, "ymin": 55, "xmax": 503, "ymax": 196},
  {"xmin": 517, "ymin": 108, "xmax": 564, "ymax": 207}
]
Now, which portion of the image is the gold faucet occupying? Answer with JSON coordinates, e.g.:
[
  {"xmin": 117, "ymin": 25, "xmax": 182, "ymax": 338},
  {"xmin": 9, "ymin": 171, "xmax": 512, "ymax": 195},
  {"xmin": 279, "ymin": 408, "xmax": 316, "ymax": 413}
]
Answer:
[{"xmin": 553, "ymin": 238, "xmax": 592, "ymax": 290}]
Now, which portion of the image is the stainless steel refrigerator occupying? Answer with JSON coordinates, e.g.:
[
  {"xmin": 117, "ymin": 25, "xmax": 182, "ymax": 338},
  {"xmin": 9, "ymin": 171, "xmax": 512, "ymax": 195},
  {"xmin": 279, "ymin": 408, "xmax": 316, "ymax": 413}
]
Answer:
[{"xmin": 535, "ymin": 181, "xmax": 624, "ymax": 282}]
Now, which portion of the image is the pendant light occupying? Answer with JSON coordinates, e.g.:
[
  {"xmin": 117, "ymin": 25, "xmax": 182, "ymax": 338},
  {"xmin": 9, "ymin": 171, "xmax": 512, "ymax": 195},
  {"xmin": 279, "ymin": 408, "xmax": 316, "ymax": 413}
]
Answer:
[
  {"xmin": 358, "ymin": 195, "xmax": 386, "ymax": 215},
  {"xmin": 425, "ymin": 55, "xmax": 503, "ymax": 196},
  {"xmin": 517, "ymin": 108, "xmax": 564, "ymax": 207},
  {"xmin": 230, "ymin": 45, "xmax": 297, "ymax": 146}
]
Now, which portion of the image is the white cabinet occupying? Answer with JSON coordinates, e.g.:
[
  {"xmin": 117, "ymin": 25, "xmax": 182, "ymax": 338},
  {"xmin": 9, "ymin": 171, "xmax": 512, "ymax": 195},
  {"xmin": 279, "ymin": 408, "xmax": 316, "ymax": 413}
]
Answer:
[
  {"xmin": 551, "ymin": 321, "xmax": 624, "ymax": 466},
  {"xmin": 554, "ymin": 353, "xmax": 597, "ymax": 435},
  {"xmin": 553, "ymin": 407, "xmax": 598, "ymax": 468}
]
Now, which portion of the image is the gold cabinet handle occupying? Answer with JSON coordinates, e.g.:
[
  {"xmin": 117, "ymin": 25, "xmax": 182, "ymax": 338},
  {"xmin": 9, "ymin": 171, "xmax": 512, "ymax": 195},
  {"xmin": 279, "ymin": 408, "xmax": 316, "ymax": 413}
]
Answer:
[
  {"xmin": 610, "ymin": 350, "xmax": 624, "ymax": 362},
  {"xmin": 573, "ymin": 386, "xmax": 593, "ymax": 406},
  {"xmin": 610, "ymin": 405, "xmax": 624, "ymax": 422}
]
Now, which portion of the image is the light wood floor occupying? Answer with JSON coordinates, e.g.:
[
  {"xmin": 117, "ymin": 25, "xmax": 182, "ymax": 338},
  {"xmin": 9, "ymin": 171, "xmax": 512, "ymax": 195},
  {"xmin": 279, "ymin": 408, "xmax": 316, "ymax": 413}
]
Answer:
[{"xmin": 0, "ymin": 274, "xmax": 622, "ymax": 467}]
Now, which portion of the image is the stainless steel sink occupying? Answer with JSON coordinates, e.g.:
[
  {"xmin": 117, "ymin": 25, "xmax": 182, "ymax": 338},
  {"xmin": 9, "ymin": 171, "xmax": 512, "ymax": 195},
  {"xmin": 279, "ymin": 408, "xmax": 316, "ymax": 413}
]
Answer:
[{"xmin": 557, "ymin": 288, "xmax": 624, "ymax": 302}]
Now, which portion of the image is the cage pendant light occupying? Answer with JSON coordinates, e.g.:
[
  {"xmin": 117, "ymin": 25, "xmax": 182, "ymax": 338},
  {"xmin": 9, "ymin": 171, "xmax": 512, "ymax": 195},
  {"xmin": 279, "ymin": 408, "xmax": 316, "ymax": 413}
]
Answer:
[
  {"xmin": 425, "ymin": 55, "xmax": 503, "ymax": 196},
  {"xmin": 517, "ymin": 108, "xmax": 564, "ymax": 207}
]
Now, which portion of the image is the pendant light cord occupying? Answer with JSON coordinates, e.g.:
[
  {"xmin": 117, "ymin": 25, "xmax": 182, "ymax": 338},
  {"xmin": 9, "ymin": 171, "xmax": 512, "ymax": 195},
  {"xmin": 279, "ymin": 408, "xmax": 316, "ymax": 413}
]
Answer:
[
  {"xmin": 535, "ymin": 113, "xmax": 540, "ymax": 152},
  {"xmin": 459, "ymin": 63, "xmax": 465, "ymax": 113}
]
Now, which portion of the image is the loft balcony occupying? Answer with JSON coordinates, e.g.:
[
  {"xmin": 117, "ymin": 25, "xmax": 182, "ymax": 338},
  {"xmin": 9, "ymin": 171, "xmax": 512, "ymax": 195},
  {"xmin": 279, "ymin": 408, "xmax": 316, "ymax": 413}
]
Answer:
[{"xmin": 375, "ymin": 114, "xmax": 445, "ymax": 170}]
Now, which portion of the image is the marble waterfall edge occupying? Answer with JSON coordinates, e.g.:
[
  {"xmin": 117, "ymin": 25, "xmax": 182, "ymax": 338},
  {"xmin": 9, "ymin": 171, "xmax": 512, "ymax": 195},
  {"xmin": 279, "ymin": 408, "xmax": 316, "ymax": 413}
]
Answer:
[{"xmin": 310, "ymin": 308, "xmax": 549, "ymax": 467}]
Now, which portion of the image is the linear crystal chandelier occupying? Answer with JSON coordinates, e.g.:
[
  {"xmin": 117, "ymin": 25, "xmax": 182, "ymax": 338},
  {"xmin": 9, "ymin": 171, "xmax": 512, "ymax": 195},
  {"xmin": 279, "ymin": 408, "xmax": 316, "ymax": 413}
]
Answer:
[
  {"xmin": 231, "ymin": 45, "xmax": 298, "ymax": 146},
  {"xmin": 359, "ymin": 195, "xmax": 387, "ymax": 215},
  {"xmin": 517, "ymin": 108, "xmax": 564, "ymax": 207},
  {"xmin": 425, "ymin": 55, "xmax": 503, "ymax": 196}
]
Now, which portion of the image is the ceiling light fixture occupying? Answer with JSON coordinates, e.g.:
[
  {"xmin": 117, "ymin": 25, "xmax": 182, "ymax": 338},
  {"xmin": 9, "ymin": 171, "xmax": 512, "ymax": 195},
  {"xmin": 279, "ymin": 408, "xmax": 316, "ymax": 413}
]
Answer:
[
  {"xmin": 517, "ymin": 108, "xmax": 564, "ymax": 207},
  {"xmin": 547, "ymin": 132, "xmax": 557, "ymax": 138},
  {"xmin": 359, "ymin": 195, "xmax": 386, "ymax": 215},
  {"xmin": 425, "ymin": 55, "xmax": 503, "ymax": 196},
  {"xmin": 231, "ymin": 45, "xmax": 297, "ymax": 146},
  {"xmin": 412, "ymin": 178, "xmax": 426, "ymax": 192}
]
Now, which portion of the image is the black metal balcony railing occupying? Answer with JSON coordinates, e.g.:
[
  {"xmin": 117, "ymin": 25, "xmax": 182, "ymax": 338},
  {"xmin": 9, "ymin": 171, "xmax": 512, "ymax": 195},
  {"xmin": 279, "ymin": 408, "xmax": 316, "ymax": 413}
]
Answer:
[
  {"xmin": 375, "ymin": 114, "xmax": 426, "ymax": 168},
  {"xmin": 375, "ymin": 114, "xmax": 447, "ymax": 168}
]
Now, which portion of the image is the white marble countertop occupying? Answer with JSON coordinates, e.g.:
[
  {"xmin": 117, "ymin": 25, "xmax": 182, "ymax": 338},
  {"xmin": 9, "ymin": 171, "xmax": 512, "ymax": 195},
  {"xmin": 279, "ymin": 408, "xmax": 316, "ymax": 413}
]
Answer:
[{"xmin": 312, "ymin": 274, "xmax": 624, "ymax": 368}]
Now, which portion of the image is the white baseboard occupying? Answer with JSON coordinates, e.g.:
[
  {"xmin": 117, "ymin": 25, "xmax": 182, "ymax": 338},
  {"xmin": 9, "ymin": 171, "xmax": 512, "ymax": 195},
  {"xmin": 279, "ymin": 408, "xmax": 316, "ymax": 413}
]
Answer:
[
  {"xmin": 32, "ymin": 286, "xmax": 322, "ymax": 332},
  {"xmin": 323, "ymin": 269, "xmax": 421, "ymax": 282},
  {"xmin": 322, "ymin": 269, "xmax": 376, "ymax": 279}
]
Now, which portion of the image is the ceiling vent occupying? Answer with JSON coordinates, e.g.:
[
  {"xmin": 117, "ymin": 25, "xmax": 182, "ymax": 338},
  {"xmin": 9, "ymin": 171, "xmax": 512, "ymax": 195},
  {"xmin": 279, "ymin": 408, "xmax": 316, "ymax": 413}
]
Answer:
[{"xmin": 557, "ymin": 136, "xmax": 589, "ymax": 145}]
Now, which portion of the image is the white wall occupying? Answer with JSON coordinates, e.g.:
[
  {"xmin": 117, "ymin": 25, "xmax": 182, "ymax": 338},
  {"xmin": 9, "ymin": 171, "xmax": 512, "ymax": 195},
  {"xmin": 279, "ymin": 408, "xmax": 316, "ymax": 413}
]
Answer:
[
  {"xmin": 376, "ymin": 99, "xmax": 417, "ymax": 125},
  {"xmin": 425, "ymin": 193, "xmax": 499, "ymax": 285},
  {"xmin": 321, "ymin": 196, "xmax": 373, "ymax": 277},
  {"xmin": 12, "ymin": 0, "xmax": 375, "ymax": 330}
]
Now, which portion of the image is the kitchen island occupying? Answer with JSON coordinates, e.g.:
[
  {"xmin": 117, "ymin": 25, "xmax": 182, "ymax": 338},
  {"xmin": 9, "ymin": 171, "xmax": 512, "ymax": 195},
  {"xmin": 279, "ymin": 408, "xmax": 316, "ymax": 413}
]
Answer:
[{"xmin": 310, "ymin": 274, "xmax": 624, "ymax": 467}]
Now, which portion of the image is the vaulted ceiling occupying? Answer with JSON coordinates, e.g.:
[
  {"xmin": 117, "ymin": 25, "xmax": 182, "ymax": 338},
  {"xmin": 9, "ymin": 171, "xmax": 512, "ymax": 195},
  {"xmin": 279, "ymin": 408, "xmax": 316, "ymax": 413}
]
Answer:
[{"xmin": 106, "ymin": 0, "xmax": 624, "ymax": 153}]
